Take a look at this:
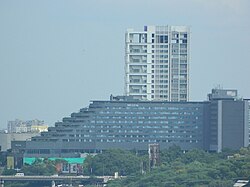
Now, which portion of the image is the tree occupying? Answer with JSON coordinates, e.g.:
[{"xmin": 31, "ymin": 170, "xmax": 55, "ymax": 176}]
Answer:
[
  {"xmin": 0, "ymin": 153, "xmax": 6, "ymax": 167},
  {"xmin": 83, "ymin": 149, "xmax": 141, "ymax": 176},
  {"xmin": 20, "ymin": 158, "xmax": 57, "ymax": 176},
  {"xmin": 107, "ymin": 147, "xmax": 249, "ymax": 187},
  {"xmin": 2, "ymin": 168, "xmax": 16, "ymax": 175},
  {"xmin": 161, "ymin": 145, "xmax": 183, "ymax": 164}
]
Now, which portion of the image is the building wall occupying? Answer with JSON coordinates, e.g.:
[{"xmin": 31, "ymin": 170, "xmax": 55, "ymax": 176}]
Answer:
[
  {"xmin": 0, "ymin": 133, "xmax": 10, "ymax": 151},
  {"xmin": 246, "ymin": 101, "xmax": 250, "ymax": 146},
  {"xmin": 207, "ymin": 100, "xmax": 249, "ymax": 152},
  {"xmin": 0, "ymin": 132, "xmax": 39, "ymax": 151},
  {"xmin": 206, "ymin": 101, "xmax": 218, "ymax": 151},
  {"xmin": 221, "ymin": 100, "xmax": 248, "ymax": 150}
]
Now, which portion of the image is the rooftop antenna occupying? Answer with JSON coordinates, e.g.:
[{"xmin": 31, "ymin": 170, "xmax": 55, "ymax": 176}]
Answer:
[{"xmin": 214, "ymin": 84, "xmax": 223, "ymax": 90}]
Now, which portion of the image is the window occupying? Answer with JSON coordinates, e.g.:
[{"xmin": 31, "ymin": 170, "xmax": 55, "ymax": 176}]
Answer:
[
  {"xmin": 132, "ymin": 59, "xmax": 140, "ymax": 63},
  {"xmin": 171, "ymin": 39, "xmax": 178, "ymax": 43},
  {"xmin": 181, "ymin": 39, "xmax": 187, "ymax": 44},
  {"xmin": 156, "ymin": 35, "xmax": 168, "ymax": 43}
]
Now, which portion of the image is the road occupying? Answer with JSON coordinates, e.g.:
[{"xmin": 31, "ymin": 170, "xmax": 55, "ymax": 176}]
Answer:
[{"xmin": 0, "ymin": 175, "xmax": 117, "ymax": 183}]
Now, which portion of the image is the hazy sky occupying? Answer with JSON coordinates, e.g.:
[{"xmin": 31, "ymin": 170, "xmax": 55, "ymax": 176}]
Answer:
[{"xmin": 0, "ymin": 0, "xmax": 249, "ymax": 129}]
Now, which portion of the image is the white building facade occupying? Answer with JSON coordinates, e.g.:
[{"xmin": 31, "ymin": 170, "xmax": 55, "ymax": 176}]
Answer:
[
  {"xmin": 7, "ymin": 119, "xmax": 47, "ymax": 133},
  {"xmin": 125, "ymin": 25, "xmax": 190, "ymax": 101}
]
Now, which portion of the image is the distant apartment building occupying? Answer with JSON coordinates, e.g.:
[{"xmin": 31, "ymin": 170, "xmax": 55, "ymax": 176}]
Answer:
[
  {"xmin": 0, "ymin": 132, "xmax": 40, "ymax": 151},
  {"xmin": 8, "ymin": 119, "xmax": 48, "ymax": 133},
  {"xmin": 11, "ymin": 89, "xmax": 249, "ymax": 157},
  {"xmin": 0, "ymin": 119, "xmax": 48, "ymax": 151},
  {"xmin": 125, "ymin": 25, "xmax": 190, "ymax": 101}
]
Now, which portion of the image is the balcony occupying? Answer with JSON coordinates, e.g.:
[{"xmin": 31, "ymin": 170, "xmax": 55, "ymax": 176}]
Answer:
[{"xmin": 129, "ymin": 79, "xmax": 147, "ymax": 84}]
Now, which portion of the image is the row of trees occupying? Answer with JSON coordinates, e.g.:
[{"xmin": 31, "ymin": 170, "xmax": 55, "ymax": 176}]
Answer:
[
  {"xmin": 2, "ymin": 158, "xmax": 59, "ymax": 176},
  {"xmin": 80, "ymin": 146, "xmax": 250, "ymax": 186},
  {"xmin": 1, "ymin": 146, "xmax": 250, "ymax": 186},
  {"xmin": 105, "ymin": 146, "xmax": 250, "ymax": 187}
]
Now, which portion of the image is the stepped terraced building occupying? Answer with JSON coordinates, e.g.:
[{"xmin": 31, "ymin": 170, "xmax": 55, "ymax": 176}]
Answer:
[{"xmin": 12, "ymin": 89, "xmax": 249, "ymax": 157}]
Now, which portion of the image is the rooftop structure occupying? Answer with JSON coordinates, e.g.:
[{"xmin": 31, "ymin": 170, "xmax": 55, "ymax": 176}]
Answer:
[{"xmin": 208, "ymin": 88, "xmax": 237, "ymax": 100}]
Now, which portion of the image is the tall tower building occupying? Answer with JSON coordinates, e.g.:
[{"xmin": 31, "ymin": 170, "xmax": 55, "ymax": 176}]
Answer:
[{"xmin": 125, "ymin": 25, "xmax": 190, "ymax": 101}]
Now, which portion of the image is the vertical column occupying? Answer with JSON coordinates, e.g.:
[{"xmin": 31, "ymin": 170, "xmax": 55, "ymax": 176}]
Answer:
[
  {"xmin": 51, "ymin": 180, "xmax": 55, "ymax": 187},
  {"xmin": 217, "ymin": 101, "xmax": 223, "ymax": 152},
  {"xmin": 243, "ymin": 101, "xmax": 249, "ymax": 147}
]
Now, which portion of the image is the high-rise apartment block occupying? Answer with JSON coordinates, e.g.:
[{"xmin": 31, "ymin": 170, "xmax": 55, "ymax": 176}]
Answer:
[{"xmin": 125, "ymin": 25, "xmax": 190, "ymax": 101}]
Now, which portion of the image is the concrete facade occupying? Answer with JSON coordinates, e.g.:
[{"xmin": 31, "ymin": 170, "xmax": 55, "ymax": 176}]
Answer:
[{"xmin": 11, "ymin": 89, "xmax": 249, "ymax": 157}]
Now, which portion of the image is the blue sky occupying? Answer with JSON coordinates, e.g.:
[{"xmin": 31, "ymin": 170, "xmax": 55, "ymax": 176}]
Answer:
[{"xmin": 0, "ymin": 0, "xmax": 249, "ymax": 128}]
